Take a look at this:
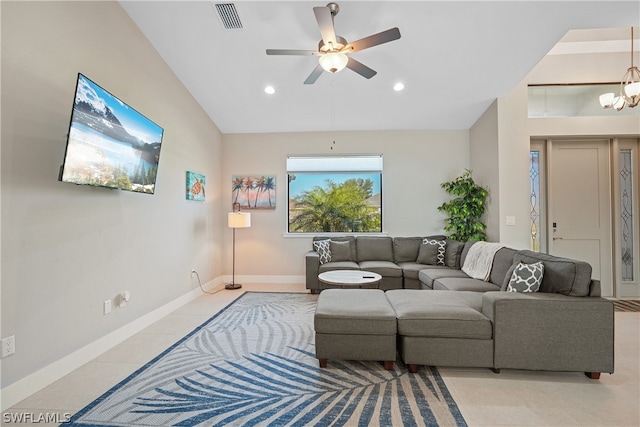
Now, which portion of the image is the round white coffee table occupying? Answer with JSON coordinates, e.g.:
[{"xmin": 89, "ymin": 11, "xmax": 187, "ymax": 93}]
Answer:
[{"xmin": 318, "ymin": 270, "xmax": 382, "ymax": 290}]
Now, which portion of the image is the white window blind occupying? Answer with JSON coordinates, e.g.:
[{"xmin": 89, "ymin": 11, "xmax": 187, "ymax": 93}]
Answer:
[{"xmin": 286, "ymin": 155, "xmax": 383, "ymax": 173}]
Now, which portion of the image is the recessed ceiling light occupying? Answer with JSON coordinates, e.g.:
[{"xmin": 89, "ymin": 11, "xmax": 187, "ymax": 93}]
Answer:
[
  {"xmin": 264, "ymin": 86, "xmax": 275, "ymax": 95},
  {"xmin": 393, "ymin": 82, "xmax": 405, "ymax": 92}
]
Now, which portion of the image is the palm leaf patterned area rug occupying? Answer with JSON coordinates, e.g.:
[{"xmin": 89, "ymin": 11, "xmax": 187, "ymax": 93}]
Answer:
[
  {"xmin": 68, "ymin": 292, "xmax": 467, "ymax": 426},
  {"xmin": 613, "ymin": 299, "xmax": 640, "ymax": 312}
]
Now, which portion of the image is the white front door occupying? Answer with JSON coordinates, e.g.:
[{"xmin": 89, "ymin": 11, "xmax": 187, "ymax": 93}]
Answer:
[{"xmin": 548, "ymin": 139, "xmax": 612, "ymax": 296}]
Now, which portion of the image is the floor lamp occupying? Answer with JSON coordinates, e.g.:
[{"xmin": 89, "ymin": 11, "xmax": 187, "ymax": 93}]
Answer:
[{"xmin": 226, "ymin": 211, "xmax": 251, "ymax": 290}]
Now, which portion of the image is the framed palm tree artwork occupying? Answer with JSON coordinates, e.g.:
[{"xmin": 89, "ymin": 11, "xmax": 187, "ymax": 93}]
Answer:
[{"xmin": 232, "ymin": 175, "xmax": 276, "ymax": 210}]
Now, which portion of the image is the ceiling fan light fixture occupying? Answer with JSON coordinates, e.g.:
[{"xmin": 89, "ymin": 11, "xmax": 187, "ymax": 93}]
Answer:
[{"xmin": 319, "ymin": 51, "xmax": 348, "ymax": 73}]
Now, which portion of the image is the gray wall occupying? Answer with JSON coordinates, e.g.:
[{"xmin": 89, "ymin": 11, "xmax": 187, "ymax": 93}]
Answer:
[{"xmin": 1, "ymin": 1, "xmax": 223, "ymax": 389}]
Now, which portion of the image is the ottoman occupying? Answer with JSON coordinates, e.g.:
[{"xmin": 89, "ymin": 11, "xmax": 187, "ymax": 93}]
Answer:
[
  {"xmin": 314, "ymin": 289, "xmax": 397, "ymax": 370},
  {"xmin": 385, "ymin": 289, "xmax": 494, "ymax": 373}
]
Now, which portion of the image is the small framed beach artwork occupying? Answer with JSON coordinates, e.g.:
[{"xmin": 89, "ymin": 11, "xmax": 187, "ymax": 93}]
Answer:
[
  {"xmin": 186, "ymin": 171, "xmax": 206, "ymax": 201},
  {"xmin": 232, "ymin": 175, "xmax": 276, "ymax": 210}
]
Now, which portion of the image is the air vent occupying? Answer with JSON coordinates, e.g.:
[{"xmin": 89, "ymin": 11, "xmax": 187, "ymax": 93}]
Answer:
[{"xmin": 214, "ymin": 3, "xmax": 243, "ymax": 30}]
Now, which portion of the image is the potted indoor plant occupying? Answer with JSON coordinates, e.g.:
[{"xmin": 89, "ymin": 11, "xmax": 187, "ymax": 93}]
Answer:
[{"xmin": 438, "ymin": 169, "xmax": 488, "ymax": 241}]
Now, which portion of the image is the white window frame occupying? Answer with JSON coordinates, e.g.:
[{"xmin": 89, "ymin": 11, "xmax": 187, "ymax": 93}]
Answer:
[{"xmin": 286, "ymin": 155, "xmax": 383, "ymax": 235}]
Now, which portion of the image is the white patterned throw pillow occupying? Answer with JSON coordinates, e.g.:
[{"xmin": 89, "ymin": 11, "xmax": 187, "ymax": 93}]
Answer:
[
  {"xmin": 313, "ymin": 240, "xmax": 331, "ymax": 265},
  {"xmin": 506, "ymin": 262, "xmax": 544, "ymax": 292}
]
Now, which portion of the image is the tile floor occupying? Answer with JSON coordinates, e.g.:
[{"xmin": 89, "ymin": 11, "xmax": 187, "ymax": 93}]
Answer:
[{"xmin": 3, "ymin": 283, "xmax": 639, "ymax": 426}]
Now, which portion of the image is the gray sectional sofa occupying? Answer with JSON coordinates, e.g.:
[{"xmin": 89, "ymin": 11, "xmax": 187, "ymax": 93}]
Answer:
[
  {"xmin": 308, "ymin": 236, "xmax": 615, "ymax": 378},
  {"xmin": 306, "ymin": 235, "xmax": 452, "ymax": 291}
]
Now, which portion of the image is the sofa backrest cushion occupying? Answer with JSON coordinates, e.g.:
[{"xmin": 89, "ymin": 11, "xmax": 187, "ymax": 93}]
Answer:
[
  {"xmin": 356, "ymin": 236, "xmax": 394, "ymax": 262},
  {"xmin": 393, "ymin": 237, "xmax": 423, "ymax": 263},
  {"xmin": 313, "ymin": 236, "xmax": 357, "ymax": 261},
  {"xmin": 460, "ymin": 241, "xmax": 476, "ymax": 267},
  {"xmin": 444, "ymin": 239, "xmax": 465, "ymax": 269},
  {"xmin": 489, "ymin": 247, "xmax": 518, "ymax": 286},
  {"xmin": 329, "ymin": 240, "xmax": 353, "ymax": 262},
  {"xmin": 513, "ymin": 250, "xmax": 592, "ymax": 297}
]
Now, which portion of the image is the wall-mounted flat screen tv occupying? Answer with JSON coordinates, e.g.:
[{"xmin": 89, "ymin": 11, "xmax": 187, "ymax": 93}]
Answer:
[{"xmin": 59, "ymin": 73, "xmax": 164, "ymax": 194}]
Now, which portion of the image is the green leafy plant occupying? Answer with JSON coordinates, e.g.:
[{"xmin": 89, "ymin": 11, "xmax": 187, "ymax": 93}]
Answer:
[{"xmin": 438, "ymin": 169, "xmax": 488, "ymax": 241}]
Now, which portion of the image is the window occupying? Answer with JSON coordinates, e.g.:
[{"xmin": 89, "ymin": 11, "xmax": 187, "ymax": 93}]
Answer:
[
  {"xmin": 287, "ymin": 155, "xmax": 382, "ymax": 233},
  {"xmin": 620, "ymin": 148, "xmax": 634, "ymax": 281},
  {"xmin": 530, "ymin": 150, "xmax": 541, "ymax": 251},
  {"xmin": 528, "ymin": 84, "xmax": 640, "ymax": 118}
]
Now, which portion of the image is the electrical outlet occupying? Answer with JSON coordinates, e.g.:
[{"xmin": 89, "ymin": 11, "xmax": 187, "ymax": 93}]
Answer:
[
  {"xmin": 104, "ymin": 299, "xmax": 112, "ymax": 315},
  {"xmin": 2, "ymin": 335, "xmax": 15, "ymax": 358},
  {"xmin": 191, "ymin": 269, "xmax": 197, "ymax": 277},
  {"xmin": 118, "ymin": 291, "xmax": 130, "ymax": 309}
]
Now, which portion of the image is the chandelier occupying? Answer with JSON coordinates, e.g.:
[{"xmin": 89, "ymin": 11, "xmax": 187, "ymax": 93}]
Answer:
[{"xmin": 599, "ymin": 27, "xmax": 640, "ymax": 111}]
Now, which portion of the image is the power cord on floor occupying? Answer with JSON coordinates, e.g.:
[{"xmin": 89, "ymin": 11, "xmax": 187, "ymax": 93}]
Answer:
[{"xmin": 191, "ymin": 270, "xmax": 222, "ymax": 295}]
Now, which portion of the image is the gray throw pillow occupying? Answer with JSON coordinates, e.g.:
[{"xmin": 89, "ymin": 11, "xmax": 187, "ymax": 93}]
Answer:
[
  {"xmin": 417, "ymin": 239, "xmax": 445, "ymax": 265},
  {"xmin": 330, "ymin": 240, "xmax": 352, "ymax": 262},
  {"xmin": 504, "ymin": 262, "xmax": 544, "ymax": 292},
  {"xmin": 313, "ymin": 240, "xmax": 331, "ymax": 265}
]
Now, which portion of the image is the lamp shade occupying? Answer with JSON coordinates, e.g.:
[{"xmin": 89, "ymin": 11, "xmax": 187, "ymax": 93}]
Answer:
[
  {"xmin": 613, "ymin": 95, "xmax": 626, "ymax": 111},
  {"xmin": 228, "ymin": 212, "xmax": 251, "ymax": 228},
  {"xmin": 624, "ymin": 81, "xmax": 640, "ymax": 98},
  {"xmin": 599, "ymin": 92, "xmax": 614, "ymax": 108},
  {"xmin": 319, "ymin": 52, "xmax": 348, "ymax": 73}
]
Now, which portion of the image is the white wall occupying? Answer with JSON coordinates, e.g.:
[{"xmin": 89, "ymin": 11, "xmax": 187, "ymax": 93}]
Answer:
[
  {"xmin": 1, "ymin": 1, "xmax": 223, "ymax": 398},
  {"xmin": 495, "ymin": 83, "xmax": 532, "ymax": 248},
  {"xmin": 222, "ymin": 130, "xmax": 470, "ymax": 278},
  {"xmin": 469, "ymin": 101, "xmax": 501, "ymax": 242},
  {"xmin": 526, "ymin": 51, "xmax": 640, "ymax": 137},
  {"xmin": 470, "ymin": 45, "xmax": 640, "ymax": 252},
  {"xmin": 470, "ymin": 92, "xmax": 532, "ymax": 249}
]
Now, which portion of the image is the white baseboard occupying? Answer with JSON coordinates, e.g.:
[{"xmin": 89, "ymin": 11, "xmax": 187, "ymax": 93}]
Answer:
[
  {"xmin": 222, "ymin": 275, "xmax": 305, "ymax": 284},
  {"xmin": 0, "ymin": 278, "xmax": 224, "ymax": 411}
]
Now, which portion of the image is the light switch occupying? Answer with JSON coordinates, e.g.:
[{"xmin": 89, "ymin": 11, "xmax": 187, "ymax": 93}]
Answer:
[{"xmin": 506, "ymin": 216, "xmax": 516, "ymax": 226}]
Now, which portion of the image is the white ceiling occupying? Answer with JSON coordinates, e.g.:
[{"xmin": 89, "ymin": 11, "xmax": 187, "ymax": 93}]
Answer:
[{"xmin": 120, "ymin": 1, "xmax": 639, "ymax": 134}]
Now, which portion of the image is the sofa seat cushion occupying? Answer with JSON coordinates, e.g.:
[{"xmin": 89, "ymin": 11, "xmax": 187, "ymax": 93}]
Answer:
[
  {"xmin": 386, "ymin": 290, "xmax": 492, "ymax": 339},
  {"xmin": 433, "ymin": 277, "xmax": 500, "ymax": 292},
  {"xmin": 318, "ymin": 261, "xmax": 360, "ymax": 273},
  {"xmin": 358, "ymin": 260, "xmax": 403, "ymax": 277},
  {"xmin": 315, "ymin": 289, "xmax": 397, "ymax": 335},
  {"xmin": 397, "ymin": 262, "xmax": 428, "ymax": 280},
  {"xmin": 419, "ymin": 268, "xmax": 469, "ymax": 287}
]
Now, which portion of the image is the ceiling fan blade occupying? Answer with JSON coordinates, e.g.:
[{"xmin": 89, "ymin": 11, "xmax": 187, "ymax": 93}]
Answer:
[
  {"xmin": 266, "ymin": 49, "xmax": 320, "ymax": 56},
  {"xmin": 304, "ymin": 64, "xmax": 324, "ymax": 85},
  {"xmin": 313, "ymin": 6, "xmax": 337, "ymax": 47},
  {"xmin": 346, "ymin": 57, "xmax": 377, "ymax": 79},
  {"xmin": 343, "ymin": 27, "xmax": 401, "ymax": 53}
]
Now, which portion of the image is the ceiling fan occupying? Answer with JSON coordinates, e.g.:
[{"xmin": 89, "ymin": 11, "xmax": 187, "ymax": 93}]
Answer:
[{"xmin": 266, "ymin": 2, "xmax": 401, "ymax": 84}]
